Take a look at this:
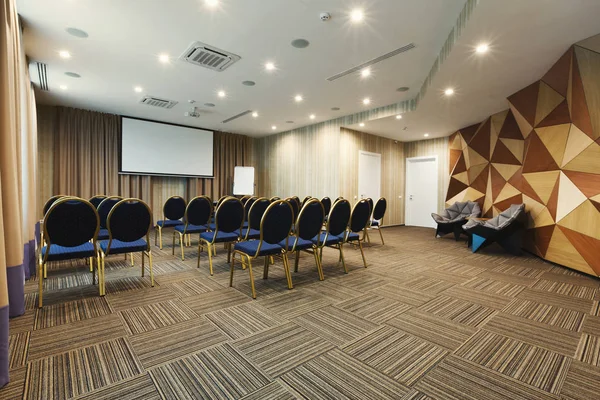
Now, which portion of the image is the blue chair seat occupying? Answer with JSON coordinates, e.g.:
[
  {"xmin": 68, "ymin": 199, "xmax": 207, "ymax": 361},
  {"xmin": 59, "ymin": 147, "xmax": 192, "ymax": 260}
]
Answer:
[
  {"xmin": 371, "ymin": 220, "xmax": 380, "ymax": 227},
  {"xmin": 99, "ymin": 239, "xmax": 148, "ymax": 255},
  {"xmin": 234, "ymin": 240, "xmax": 282, "ymax": 256},
  {"xmin": 175, "ymin": 224, "xmax": 207, "ymax": 234},
  {"xmin": 338, "ymin": 232, "xmax": 360, "ymax": 242},
  {"xmin": 242, "ymin": 228, "xmax": 260, "ymax": 240},
  {"xmin": 97, "ymin": 228, "xmax": 109, "ymax": 240},
  {"xmin": 156, "ymin": 220, "xmax": 183, "ymax": 228},
  {"xmin": 200, "ymin": 231, "xmax": 239, "ymax": 243},
  {"xmin": 312, "ymin": 232, "xmax": 341, "ymax": 246},
  {"xmin": 208, "ymin": 223, "xmax": 217, "ymax": 231},
  {"xmin": 279, "ymin": 237, "xmax": 313, "ymax": 251},
  {"xmin": 41, "ymin": 242, "xmax": 95, "ymax": 262}
]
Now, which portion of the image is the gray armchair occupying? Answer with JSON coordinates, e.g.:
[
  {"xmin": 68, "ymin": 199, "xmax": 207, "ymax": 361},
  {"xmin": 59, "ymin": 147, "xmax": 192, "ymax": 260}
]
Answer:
[
  {"xmin": 463, "ymin": 204, "xmax": 526, "ymax": 254},
  {"xmin": 431, "ymin": 201, "xmax": 481, "ymax": 240}
]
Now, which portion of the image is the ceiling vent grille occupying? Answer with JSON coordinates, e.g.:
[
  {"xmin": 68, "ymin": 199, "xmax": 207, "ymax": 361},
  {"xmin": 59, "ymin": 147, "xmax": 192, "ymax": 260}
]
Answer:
[
  {"xmin": 36, "ymin": 62, "xmax": 49, "ymax": 91},
  {"xmin": 180, "ymin": 41, "xmax": 241, "ymax": 72},
  {"xmin": 139, "ymin": 96, "xmax": 178, "ymax": 109},
  {"xmin": 222, "ymin": 110, "xmax": 252, "ymax": 123},
  {"xmin": 327, "ymin": 43, "xmax": 416, "ymax": 82}
]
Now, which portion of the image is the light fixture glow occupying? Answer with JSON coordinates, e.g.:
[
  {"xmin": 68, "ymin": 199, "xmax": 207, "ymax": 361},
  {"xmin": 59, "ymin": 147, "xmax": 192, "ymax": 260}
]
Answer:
[
  {"xmin": 294, "ymin": 95, "xmax": 303, "ymax": 102},
  {"xmin": 59, "ymin": 50, "xmax": 71, "ymax": 59},
  {"xmin": 134, "ymin": 86, "xmax": 143, "ymax": 93},
  {"xmin": 158, "ymin": 53, "xmax": 170, "ymax": 63},
  {"xmin": 205, "ymin": 0, "xmax": 219, "ymax": 6},
  {"xmin": 351, "ymin": 9, "xmax": 364, "ymax": 22},
  {"xmin": 444, "ymin": 88, "xmax": 454, "ymax": 96},
  {"xmin": 424, "ymin": 133, "xmax": 430, "ymax": 137},
  {"xmin": 272, "ymin": 125, "xmax": 277, "ymax": 130},
  {"xmin": 396, "ymin": 115, "xmax": 402, "ymax": 120},
  {"xmin": 252, "ymin": 112, "xmax": 258, "ymax": 118},
  {"xmin": 359, "ymin": 123, "xmax": 365, "ymax": 127},
  {"xmin": 309, "ymin": 114, "xmax": 315, "ymax": 120},
  {"xmin": 361, "ymin": 68, "xmax": 370, "ymax": 77},
  {"xmin": 217, "ymin": 90, "xmax": 226, "ymax": 98},
  {"xmin": 363, "ymin": 98, "xmax": 370, "ymax": 105},
  {"xmin": 59, "ymin": 85, "xmax": 67, "ymax": 90},
  {"xmin": 265, "ymin": 62, "xmax": 275, "ymax": 71},
  {"xmin": 476, "ymin": 43, "xmax": 489, "ymax": 54}
]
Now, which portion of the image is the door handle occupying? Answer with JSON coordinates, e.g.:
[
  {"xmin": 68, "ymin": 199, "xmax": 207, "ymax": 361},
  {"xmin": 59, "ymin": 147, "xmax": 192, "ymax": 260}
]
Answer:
[{"xmin": 409, "ymin": 195, "xmax": 413, "ymax": 200}]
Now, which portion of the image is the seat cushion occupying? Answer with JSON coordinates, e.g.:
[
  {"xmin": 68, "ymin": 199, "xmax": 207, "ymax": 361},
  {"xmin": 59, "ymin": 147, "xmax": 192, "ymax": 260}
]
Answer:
[
  {"xmin": 338, "ymin": 232, "xmax": 360, "ymax": 242},
  {"xmin": 279, "ymin": 237, "xmax": 313, "ymax": 251},
  {"xmin": 42, "ymin": 242, "xmax": 95, "ymax": 262},
  {"xmin": 156, "ymin": 219, "xmax": 183, "ymax": 228},
  {"xmin": 234, "ymin": 240, "xmax": 282, "ymax": 256},
  {"xmin": 371, "ymin": 220, "xmax": 379, "ymax": 227},
  {"xmin": 312, "ymin": 232, "xmax": 341, "ymax": 246},
  {"xmin": 242, "ymin": 228, "xmax": 260, "ymax": 240},
  {"xmin": 99, "ymin": 238, "xmax": 148, "ymax": 255},
  {"xmin": 97, "ymin": 228, "xmax": 109, "ymax": 240},
  {"xmin": 175, "ymin": 224, "xmax": 207, "ymax": 234},
  {"xmin": 200, "ymin": 231, "xmax": 239, "ymax": 243}
]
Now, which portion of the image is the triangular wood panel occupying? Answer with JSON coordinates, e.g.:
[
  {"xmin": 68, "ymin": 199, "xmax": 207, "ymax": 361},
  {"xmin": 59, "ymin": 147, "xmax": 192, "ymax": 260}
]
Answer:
[
  {"xmin": 449, "ymin": 149, "xmax": 462, "ymax": 173},
  {"xmin": 470, "ymin": 164, "xmax": 489, "ymax": 194},
  {"xmin": 575, "ymin": 46, "xmax": 600, "ymax": 141},
  {"xmin": 570, "ymin": 50, "xmax": 595, "ymax": 139},
  {"xmin": 591, "ymin": 199, "xmax": 600, "ymax": 214},
  {"xmin": 535, "ymin": 124, "xmax": 570, "ymax": 167},
  {"xmin": 562, "ymin": 141, "xmax": 600, "ymax": 174},
  {"xmin": 490, "ymin": 165, "xmax": 507, "ymax": 202},
  {"xmin": 470, "ymin": 118, "xmax": 492, "ymax": 159},
  {"xmin": 449, "ymin": 132, "xmax": 460, "ymax": 150},
  {"xmin": 446, "ymin": 178, "xmax": 469, "ymax": 201},
  {"xmin": 522, "ymin": 131, "xmax": 559, "ymax": 173},
  {"xmin": 500, "ymin": 139, "xmax": 525, "ymax": 163},
  {"xmin": 532, "ymin": 225, "xmax": 557, "ymax": 257},
  {"xmin": 468, "ymin": 163, "xmax": 488, "ymax": 185},
  {"xmin": 562, "ymin": 170, "xmax": 600, "ymax": 198},
  {"xmin": 536, "ymin": 100, "xmax": 571, "ymax": 128},
  {"xmin": 490, "ymin": 140, "xmax": 521, "ymax": 165},
  {"xmin": 556, "ymin": 172, "xmax": 588, "ymax": 223},
  {"xmin": 559, "ymin": 226, "xmax": 600, "ymax": 275},
  {"xmin": 494, "ymin": 194, "xmax": 523, "ymax": 213},
  {"xmin": 498, "ymin": 110, "xmax": 523, "ymax": 140},
  {"xmin": 542, "ymin": 47, "xmax": 572, "ymax": 97},
  {"xmin": 508, "ymin": 81, "xmax": 540, "ymax": 126},
  {"xmin": 495, "ymin": 183, "xmax": 521, "ymax": 204},
  {"xmin": 535, "ymin": 82, "xmax": 565, "ymax": 126},
  {"xmin": 453, "ymin": 171, "xmax": 469, "ymax": 185},
  {"xmin": 562, "ymin": 124, "xmax": 594, "ymax": 167},
  {"xmin": 523, "ymin": 171, "xmax": 560, "ymax": 205},
  {"xmin": 558, "ymin": 200, "xmax": 600, "ymax": 240},
  {"xmin": 453, "ymin": 153, "xmax": 467, "ymax": 175},
  {"xmin": 508, "ymin": 168, "xmax": 544, "ymax": 205},
  {"xmin": 467, "ymin": 147, "xmax": 488, "ymax": 168},
  {"xmin": 523, "ymin": 194, "xmax": 547, "ymax": 229},
  {"xmin": 492, "ymin": 163, "xmax": 520, "ymax": 182},
  {"xmin": 546, "ymin": 176, "xmax": 560, "ymax": 220},
  {"xmin": 491, "ymin": 110, "xmax": 509, "ymax": 137},
  {"xmin": 460, "ymin": 123, "xmax": 480, "ymax": 145},
  {"xmin": 546, "ymin": 226, "xmax": 595, "ymax": 275}
]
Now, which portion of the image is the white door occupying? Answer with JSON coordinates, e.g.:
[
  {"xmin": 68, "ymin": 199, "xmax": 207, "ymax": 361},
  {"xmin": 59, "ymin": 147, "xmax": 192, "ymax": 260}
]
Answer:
[
  {"xmin": 358, "ymin": 151, "xmax": 381, "ymax": 203},
  {"xmin": 405, "ymin": 156, "xmax": 438, "ymax": 228}
]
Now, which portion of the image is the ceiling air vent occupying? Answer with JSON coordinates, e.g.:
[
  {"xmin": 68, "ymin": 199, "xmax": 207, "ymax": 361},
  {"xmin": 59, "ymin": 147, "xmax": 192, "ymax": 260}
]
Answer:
[
  {"xmin": 36, "ymin": 62, "xmax": 49, "ymax": 91},
  {"xmin": 180, "ymin": 41, "xmax": 241, "ymax": 72},
  {"xmin": 139, "ymin": 96, "xmax": 178, "ymax": 109},
  {"xmin": 222, "ymin": 110, "xmax": 252, "ymax": 123}
]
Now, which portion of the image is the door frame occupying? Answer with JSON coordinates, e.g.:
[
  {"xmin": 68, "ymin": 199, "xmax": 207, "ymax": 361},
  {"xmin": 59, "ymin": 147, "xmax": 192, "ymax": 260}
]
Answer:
[
  {"xmin": 358, "ymin": 150, "xmax": 382, "ymax": 201},
  {"xmin": 405, "ymin": 155, "xmax": 438, "ymax": 227}
]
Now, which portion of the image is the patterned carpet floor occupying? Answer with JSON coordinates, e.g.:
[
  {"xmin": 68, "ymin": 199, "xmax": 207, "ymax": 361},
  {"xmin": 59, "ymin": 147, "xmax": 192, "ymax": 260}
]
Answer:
[{"xmin": 3, "ymin": 226, "xmax": 600, "ymax": 399}]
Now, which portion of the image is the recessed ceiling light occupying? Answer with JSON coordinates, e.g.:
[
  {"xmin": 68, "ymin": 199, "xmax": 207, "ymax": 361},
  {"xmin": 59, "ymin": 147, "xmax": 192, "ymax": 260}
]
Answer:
[
  {"xmin": 309, "ymin": 114, "xmax": 316, "ymax": 120},
  {"xmin": 272, "ymin": 125, "xmax": 277, "ymax": 130},
  {"xmin": 134, "ymin": 86, "xmax": 143, "ymax": 93},
  {"xmin": 294, "ymin": 95, "xmax": 303, "ymax": 102},
  {"xmin": 65, "ymin": 27, "xmax": 88, "ymax": 38},
  {"xmin": 252, "ymin": 112, "xmax": 258, "ymax": 118},
  {"xmin": 363, "ymin": 98, "xmax": 370, "ymax": 105},
  {"xmin": 59, "ymin": 50, "xmax": 71, "ymax": 59},
  {"xmin": 444, "ymin": 88, "xmax": 454, "ymax": 96},
  {"xmin": 64, "ymin": 72, "xmax": 80, "ymax": 78},
  {"xmin": 265, "ymin": 62, "xmax": 275, "ymax": 71},
  {"xmin": 59, "ymin": 85, "xmax": 67, "ymax": 90},
  {"xmin": 359, "ymin": 123, "xmax": 365, "ymax": 127},
  {"xmin": 476, "ymin": 44, "xmax": 489, "ymax": 54},
  {"xmin": 242, "ymin": 80, "xmax": 256, "ymax": 86},
  {"xmin": 291, "ymin": 39, "xmax": 310, "ymax": 49},
  {"xmin": 396, "ymin": 115, "xmax": 402, "ymax": 120},
  {"xmin": 351, "ymin": 9, "xmax": 364, "ymax": 22},
  {"xmin": 361, "ymin": 68, "xmax": 370, "ymax": 78},
  {"xmin": 205, "ymin": 0, "xmax": 219, "ymax": 6},
  {"xmin": 424, "ymin": 133, "xmax": 430, "ymax": 137},
  {"xmin": 218, "ymin": 90, "xmax": 226, "ymax": 98},
  {"xmin": 158, "ymin": 53, "xmax": 170, "ymax": 63}
]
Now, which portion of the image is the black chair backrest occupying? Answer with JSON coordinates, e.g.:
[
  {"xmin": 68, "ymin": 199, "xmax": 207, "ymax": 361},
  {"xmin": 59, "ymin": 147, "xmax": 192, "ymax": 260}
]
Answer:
[
  {"xmin": 43, "ymin": 195, "xmax": 64, "ymax": 216},
  {"xmin": 240, "ymin": 195, "xmax": 251, "ymax": 204},
  {"xmin": 335, "ymin": 196, "xmax": 344, "ymax": 203},
  {"xmin": 216, "ymin": 196, "xmax": 228, "ymax": 208},
  {"xmin": 349, "ymin": 200, "xmax": 371, "ymax": 233},
  {"xmin": 270, "ymin": 196, "xmax": 281, "ymax": 201},
  {"xmin": 185, "ymin": 196, "xmax": 212, "ymax": 226},
  {"xmin": 248, "ymin": 198, "xmax": 270, "ymax": 230},
  {"xmin": 215, "ymin": 197, "xmax": 244, "ymax": 233},
  {"xmin": 321, "ymin": 197, "xmax": 332, "ymax": 216},
  {"xmin": 366, "ymin": 198, "xmax": 374, "ymax": 218},
  {"xmin": 244, "ymin": 197, "xmax": 257, "ymax": 222},
  {"xmin": 285, "ymin": 197, "xmax": 300, "ymax": 222},
  {"xmin": 301, "ymin": 196, "xmax": 312, "ymax": 207},
  {"xmin": 373, "ymin": 198, "xmax": 387, "ymax": 220},
  {"xmin": 89, "ymin": 195, "xmax": 107, "ymax": 209},
  {"xmin": 292, "ymin": 196, "xmax": 300, "ymax": 207},
  {"xmin": 296, "ymin": 199, "xmax": 324, "ymax": 241},
  {"xmin": 163, "ymin": 196, "xmax": 186, "ymax": 221},
  {"xmin": 97, "ymin": 196, "xmax": 123, "ymax": 229},
  {"xmin": 107, "ymin": 199, "xmax": 152, "ymax": 243},
  {"xmin": 327, "ymin": 199, "xmax": 351, "ymax": 236},
  {"xmin": 44, "ymin": 197, "xmax": 99, "ymax": 248},
  {"xmin": 260, "ymin": 200, "xmax": 293, "ymax": 245}
]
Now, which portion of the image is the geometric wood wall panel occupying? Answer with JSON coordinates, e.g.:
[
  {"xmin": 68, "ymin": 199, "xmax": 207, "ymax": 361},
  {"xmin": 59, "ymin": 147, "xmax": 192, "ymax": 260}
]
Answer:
[{"xmin": 447, "ymin": 45, "xmax": 600, "ymax": 276}]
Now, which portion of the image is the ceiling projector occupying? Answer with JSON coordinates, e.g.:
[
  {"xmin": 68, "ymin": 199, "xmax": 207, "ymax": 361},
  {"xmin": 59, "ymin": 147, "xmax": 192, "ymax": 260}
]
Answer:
[{"xmin": 184, "ymin": 107, "xmax": 201, "ymax": 118}]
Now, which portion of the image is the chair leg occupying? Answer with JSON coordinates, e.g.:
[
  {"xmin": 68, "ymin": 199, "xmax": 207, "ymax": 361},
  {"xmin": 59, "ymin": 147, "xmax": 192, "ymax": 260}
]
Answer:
[
  {"xmin": 130, "ymin": 253, "xmax": 134, "ymax": 266},
  {"xmin": 282, "ymin": 252, "xmax": 293, "ymax": 290},
  {"xmin": 358, "ymin": 239, "xmax": 367, "ymax": 268},
  {"xmin": 339, "ymin": 244, "xmax": 348, "ymax": 274},
  {"xmin": 180, "ymin": 232, "xmax": 185, "ymax": 261},
  {"xmin": 100, "ymin": 252, "xmax": 106, "ymax": 296},
  {"xmin": 294, "ymin": 250, "xmax": 300, "ymax": 273},
  {"xmin": 313, "ymin": 248, "xmax": 324, "ymax": 281},
  {"xmin": 154, "ymin": 226, "xmax": 158, "ymax": 247},
  {"xmin": 141, "ymin": 250, "xmax": 145, "ymax": 276},
  {"xmin": 43, "ymin": 262, "xmax": 47, "ymax": 279},
  {"xmin": 90, "ymin": 256, "xmax": 94, "ymax": 277},
  {"xmin": 207, "ymin": 242, "xmax": 214, "ymax": 276},
  {"xmin": 365, "ymin": 230, "xmax": 371, "ymax": 245},
  {"xmin": 158, "ymin": 226, "xmax": 163, "ymax": 249},
  {"xmin": 38, "ymin": 259, "xmax": 44, "ymax": 308},
  {"xmin": 378, "ymin": 228, "xmax": 385, "ymax": 245},
  {"xmin": 227, "ymin": 242, "xmax": 232, "ymax": 263},
  {"xmin": 230, "ymin": 252, "xmax": 238, "ymax": 287},
  {"xmin": 89, "ymin": 256, "xmax": 93, "ymax": 272},
  {"xmin": 246, "ymin": 256, "xmax": 256, "ymax": 299},
  {"xmin": 197, "ymin": 242, "xmax": 203, "ymax": 268},
  {"xmin": 172, "ymin": 231, "xmax": 176, "ymax": 256},
  {"xmin": 148, "ymin": 250, "xmax": 154, "ymax": 286},
  {"xmin": 263, "ymin": 256, "xmax": 269, "ymax": 279}
]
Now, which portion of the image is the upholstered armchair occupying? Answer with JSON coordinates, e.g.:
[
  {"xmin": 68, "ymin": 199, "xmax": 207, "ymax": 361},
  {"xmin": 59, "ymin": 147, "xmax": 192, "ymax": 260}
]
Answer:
[
  {"xmin": 463, "ymin": 204, "xmax": 526, "ymax": 254},
  {"xmin": 431, "ymin": 201, "xmax": 481, "ymax": 240}
]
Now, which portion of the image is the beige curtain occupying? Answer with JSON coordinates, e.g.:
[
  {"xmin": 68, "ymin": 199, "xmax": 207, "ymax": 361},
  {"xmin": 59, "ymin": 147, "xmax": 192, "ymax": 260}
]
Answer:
[
  {"xmin": 1, "ymin": 0, "xmax": 38, "ymax": 388},
  {"xmin": 37, "ymin": 106, "xmax": 254, "ymax": 222}
]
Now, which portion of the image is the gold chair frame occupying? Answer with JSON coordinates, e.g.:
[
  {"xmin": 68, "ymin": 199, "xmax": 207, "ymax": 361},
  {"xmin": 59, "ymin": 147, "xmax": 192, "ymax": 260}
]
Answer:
[
  {"xmin": 154, "ymin": 195, "xmax": 186, "ymax": 250},
  {"xmin": 172, "ymin": 196, "xmax": 212, "ymax": 261}
]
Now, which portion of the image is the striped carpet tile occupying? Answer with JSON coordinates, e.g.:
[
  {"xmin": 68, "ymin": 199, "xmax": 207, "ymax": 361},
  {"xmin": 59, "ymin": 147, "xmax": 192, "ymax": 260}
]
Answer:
[
  {"xmin": 106, "ymin": 286, "xmax": 178, "ymax": 311},
  {"xmin": 33, "ymin": 296, "xmax": 112, "ymax": 330},
  {"xmin": 402, "ymin": 390, "xmax": 435, "ymax": 400},
  {"xmin": 461, "ymin": 277, "xmax": 526, "ymax": 297},
  {"xmin": 182, "ymin": 287, "xmax": 252, "ymax": 315},
  {"xmin": 415, "ymin": 355, "xmax": 558, "ymax": 400},
  {"xmin": 478, "ymin": 270, "xmax": 538, "ymax": 287},
  {"xmin": 376, "ymin": 284, "xmax": 435, "ymax": 307},
  {"xmin": 435, "ymin": 262, "xmax": 486, "ymax": 277},
  {"xmin": 129, "ymin": 317, "xmax": 228, "ymax": 368},
  {"xmin": 119, "ymin": 299, "xmax": 198, "ymax": 335},
  {"xmin": 343, "ymin": 325, "xmax": 448, "ymax": 386},
  {"xmin": 168, "ymin": 277, "xmax": 224, "ymax": 297},
  {"xmin": 483, "ymin": 313, "xmax": 581, "ymax": 356},
  {"xmin": 150, "ymin": 260, "xmax": 191, "ymax": 275},
  {"xmin": 336, "ymin": 293, "xmax": 411, "ymax": 324},
  {"xmin": 239, "ymin": 381, "xmax": 296, "ymax": 400},
  {"xmin": 419, "ymin": 295, "xmax": 496, "ymax": 328},
  {"xmin": 582, "ymin": 315, "xmax": 600, "ymax": 334},
  {"xmin": 575, "ymin": 333, "xmax": 600, "ymax": 366},
  {"xmin": 455, "ymin": 330, "xmax": 571, "ymax": 394},
  {"xmin": 517, "ymin": 288, "xmax": 594, "ymax": 314},
  {"xmin": 258, "ymin": 291, "xmax": 331, "ymax": 319},
  {"xmin": 149, "ymin": 343, "xmax": 270, "ymax": 400},
  {"xmin": 539, "ymin": 270, "xmax": 600, "ymax": 288},
  {"xmin": 233, "ymin": 322, "xmax": 335, "ymax": 378},
  {"xmin": 0, "ymin": 366, "xmax": 25, "ymax": 400},
  {"xmin": 442, "ymin": 284, "xmax": 516, "ymax": 310},
  {"xmin": 8, "ymin": 331, "xmax": 29, "ymax": 370},
  {"xmin": 421, "ymin": 269, "xmax": 473, "ymax": 285},
  {"xmin": 73, "ymin": 374, "xmax": 160, "ymax": 400},
  {"xmin": 40, "ymin": 271, "xmax": 93, "ymax": 291},
  {"xmin": 153, "ymin": 269, "xmax": 207, "ymax": 285},
  {"xmin": 28, "ymin": 314, "xmax": 126, "ymax": 360},
  {"xmin": 532, "ymin": 280, "xmax": 596, "ymax": 300},
  {"xmin": 8, "ymin": 310, "xmax": 35, "ymax": 335},
  {"xmin": 398, "ymin": 275, "xmax": 456, "ymax": 295},
  {"xmin": 502, "ymin": 298, "xmax": 586, "ymax": 332},
  {"xmin": 206, "ymin": 303, "xmax": 288, "ymax": 339},
  {"xmin": 492, "ymin": 264, "xmax": 548, "ymax": 278},
  {"xmin": 592, "ymin": 301, "xmax": 600, "ymax": 316},
  {"xmin": 560, "ymin": 360, "xmax": 600, "ymax": 400},
  {"xmin": 303, "ymin": 280, "xmax": 359, "ymax": 302},
  {"xmin": 293, "ymin": 306, "xmax": 379, "ymax": 346},
  {"xmin": 330, "ymin": 272, "xmax": 388, "ymax": 292},
  {"xmin": 281, "ymin": 349, "xmax": 411, "ymax": 400},
  {"xmin": 104, "ymin": 276, "xmax": 155, "ymax": 295},
  {"xmin": 386, "ymin": 309, "xmax": 477, "ymax": 351},
  {"xmin": 25, "ymin": 337, "xmax": 143, "ymax": 400}
]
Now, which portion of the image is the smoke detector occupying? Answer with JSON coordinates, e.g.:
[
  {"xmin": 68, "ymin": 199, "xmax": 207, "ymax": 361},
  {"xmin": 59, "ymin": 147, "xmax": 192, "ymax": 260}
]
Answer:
[
  {"xmin": 184, "ymin": 106, "xmax": 201, "ymax": 118},
  {"xmin": 320, "ymin": 12, "xmax": 331, "ymax": 21}
]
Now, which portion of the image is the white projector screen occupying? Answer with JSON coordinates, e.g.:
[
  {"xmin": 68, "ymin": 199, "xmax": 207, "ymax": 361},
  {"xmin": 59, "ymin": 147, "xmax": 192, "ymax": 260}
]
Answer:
[{"xmin": 120, "ymin": 117, "xmax": 214, "ymax": 177}]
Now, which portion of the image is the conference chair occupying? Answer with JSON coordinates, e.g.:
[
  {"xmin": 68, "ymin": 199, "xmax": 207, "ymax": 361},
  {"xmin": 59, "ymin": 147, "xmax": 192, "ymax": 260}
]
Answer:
[
  {"xmin": 280, "ymin": 198, "xmax": 325, "ymax": 280},
  {"xmin": 98, "ymin": 198, "xmax": 154, "ymax": 295},
  {"xmin": 291, "ymin": 196, "xmax": 301, "ymax": 208},
  {"xmin": 363, "ymin": 198, "xmax": 374, "ymax": 244},
  {"xmin": 338, "ymin": 199, "xmax": 370, "ymax": 268},
  {"xmin": 270, "ymin": 196, "xmax": 281, "ymax": 201},
  {"xmin": 242, "ymin": 197, "xmax": 270, "ymax": 241},
  {"xmin": 231, "ymin": 200, "xmax": 294, "ymax": 299},
  {"xmin": 240, "ymin": 195, "xmax": 251, "ymax": 204},
  {"xmin": 367, "ymin": 197, "xmax": 388, "ymax": 244},
  {"xmin": 242, "ymin": 196, "xmax": 258, "ymax": 228},
  {"xmin": 312, "ymin": 198, "xmax": 351, "ymax": 274},
  {"xmin": 301, "ymin": 196, "xmax": 312, "ymax": 208},
  {"xmin": 335, "ymin": 196, "xmax": 344, "ymax": 203},
  {"xmin": 208, "ymin": 195, "xmax": 229, "ymax": 231},
  {"xmin": 38, "ymin": 197, "xmax": 99, "ymax": 307},
  {"xmin": 40, "ymin": 194, "xmax": 66, "ymax": 250},
  {"xmin": 285, "ymin": 197, "xmax": 300, "ymax": 223},
  {"xmin": 89, "ymin": 195, "xmax": 107, "ymax": 209},
  {"xmin": 154, "ymin": 196, "xmax": 186, "ymax": 249},
  {"xmin": 97, "ymin": 196, "xmax": 123, "ymax": 241},
  {"xmin": 321, "ymin": 197, "xmax": 332, "ymax": 219},
  {"xmin": 198, "ymin": 197, "xmax": 244, "ymax": 275},
  {"xmin": 172, "ymin": 196, "xmax": 212, "ymax": 261}
]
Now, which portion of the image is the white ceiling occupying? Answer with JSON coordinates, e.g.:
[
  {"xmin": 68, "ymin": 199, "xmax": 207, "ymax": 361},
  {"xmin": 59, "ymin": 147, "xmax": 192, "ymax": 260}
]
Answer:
[
  {"xmin": 348, "ymin": 0, "xmax": 600, "ymax": 141},
  {"xmin": 17, "ymin": 0, "xmax": 465, "ymax": 137}
]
